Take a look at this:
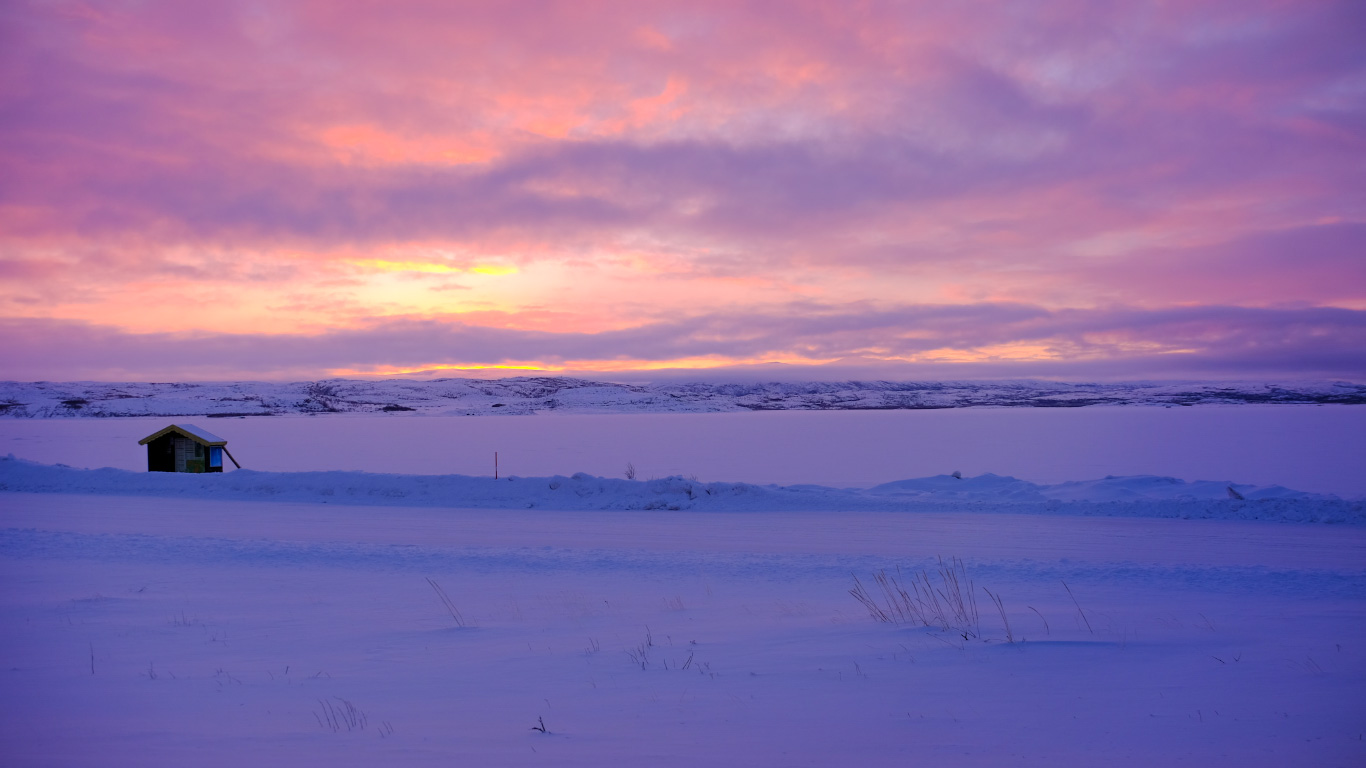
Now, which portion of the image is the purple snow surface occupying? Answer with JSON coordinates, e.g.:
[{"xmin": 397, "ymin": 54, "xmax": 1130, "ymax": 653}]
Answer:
[
  {"xmin": 1, "ymin": 493, "xmax": 1363, "ymax": 766},
  {"xmin": 0, "ymin": 408, "xmax": 1362, "ymax": 765}
]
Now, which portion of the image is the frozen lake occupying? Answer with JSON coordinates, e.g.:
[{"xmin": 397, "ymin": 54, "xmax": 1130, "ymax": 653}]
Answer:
[{"xmin": 2, "ymin": 405, "xmax": 1363, "ymax": 495}]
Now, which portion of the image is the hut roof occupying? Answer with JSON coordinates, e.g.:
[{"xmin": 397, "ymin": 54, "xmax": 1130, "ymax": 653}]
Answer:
[{"xmin": 137, "ymin": 423, "xmax": 228, "ymax": 447}]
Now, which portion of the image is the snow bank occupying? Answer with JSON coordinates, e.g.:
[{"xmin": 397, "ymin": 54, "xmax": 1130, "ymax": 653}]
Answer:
[
  {"xmin": 867, "ymin": 472, "xmax": 1333, "ymax": 502},
  {"xmin": 2, "ymin": 455, "xmax": 1360, "ymax": 524}
]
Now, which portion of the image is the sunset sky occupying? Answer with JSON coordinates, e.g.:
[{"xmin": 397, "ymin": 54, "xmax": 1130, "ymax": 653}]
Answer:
[{"xmin": 1, "ymin": 1, "xmax": 1363, "ymax": 381}]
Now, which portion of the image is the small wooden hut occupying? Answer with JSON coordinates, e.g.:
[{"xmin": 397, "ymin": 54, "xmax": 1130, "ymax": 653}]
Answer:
[{"xmin": 138, "ymin": 424, "xmax": 240, "ymax": 473}]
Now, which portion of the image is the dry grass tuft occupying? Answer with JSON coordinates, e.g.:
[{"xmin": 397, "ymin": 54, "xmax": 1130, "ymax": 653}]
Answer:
[
  {"xmin": 850, "ymin": 556, "xmax": 981, "ymax": 638},
  {"xmin": 426, "ymin": 577, "xmax": 467, "ymax": 627}
]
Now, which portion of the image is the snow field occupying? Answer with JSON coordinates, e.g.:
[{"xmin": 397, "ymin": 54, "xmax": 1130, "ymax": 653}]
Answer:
[
  {"xmin": 2, "ymin": 403, "xmax": 1363, "ymax": 765},
  {"xmin": 2, "ymin": 493, "xmax": 1364, "ymax": 766}
]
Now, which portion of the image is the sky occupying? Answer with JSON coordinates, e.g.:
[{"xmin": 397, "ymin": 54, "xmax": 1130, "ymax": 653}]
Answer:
[{"xmin": 1, "ymin": 0, "xmax": 1363, "ymax": 382}]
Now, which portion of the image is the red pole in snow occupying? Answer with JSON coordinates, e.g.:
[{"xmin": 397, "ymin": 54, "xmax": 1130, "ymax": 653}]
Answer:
[{"xmin": 495, "ymin": 451, "xmax": 499, "ymax": 480}]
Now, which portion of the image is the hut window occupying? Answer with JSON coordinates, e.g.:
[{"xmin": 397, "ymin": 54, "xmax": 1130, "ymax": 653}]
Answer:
[{"xmin": 209, "ymin": 447, "xmax": 222, "ymax": 468}]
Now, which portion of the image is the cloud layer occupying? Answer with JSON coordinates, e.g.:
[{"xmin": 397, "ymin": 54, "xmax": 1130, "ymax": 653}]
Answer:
[
  {"xmin": 4, "ymin": 302, "xmax": 1362, "ymax": 382},
  {"xmin": 1, "ymin": 1, "xmax": 1362, "ymax": 380}
]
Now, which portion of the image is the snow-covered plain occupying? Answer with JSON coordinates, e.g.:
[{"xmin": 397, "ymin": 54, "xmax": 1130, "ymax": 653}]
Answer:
[
  {"xmin": 2, "ymin": 486, "xmax": 1363, "ymax": 766},
  {"xmin": 1, "ymin": 388, "xmax": 1364, "ymax": 765}
]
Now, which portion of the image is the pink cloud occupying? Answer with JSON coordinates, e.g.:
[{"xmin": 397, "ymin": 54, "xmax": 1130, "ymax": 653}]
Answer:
[{"xmin": 0, "ymin": 1, "xmax": 1361, "ymax": 379}]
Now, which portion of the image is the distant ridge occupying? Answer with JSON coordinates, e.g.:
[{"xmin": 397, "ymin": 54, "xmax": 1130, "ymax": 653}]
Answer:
[{"xmin": 1, "ymin": 378, "xmax": 1363, "ymax": 418}]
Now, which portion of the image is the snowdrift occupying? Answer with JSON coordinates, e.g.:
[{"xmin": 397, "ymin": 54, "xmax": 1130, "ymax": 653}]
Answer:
[{"xmin": 1, "ymin": 455, "xmax": 1360, "ymax": 523}]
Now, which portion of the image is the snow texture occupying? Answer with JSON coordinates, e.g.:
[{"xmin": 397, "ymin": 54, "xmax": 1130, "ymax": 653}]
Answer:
[{"xmin": 2, "ymin": 489, "xmax": 1364, "ymax": 766}]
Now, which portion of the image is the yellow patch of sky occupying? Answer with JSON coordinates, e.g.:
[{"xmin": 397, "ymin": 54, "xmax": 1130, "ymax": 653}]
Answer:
[
  {"xmin": 351, "ymin": 259, "xmax": 518, "ymax": 276},
  {"xmin": 564, "ymin": 355, "xmax": 842, "ymax": 373},
  {"xmin": 328, "ymin": 353, "xmax": 847, "ymax": 378},
  {"xmin": 344, "ymin": 252, "xmax": 812, "ymax": 330},
  {"xmin": 328, "ymin": 363, "xmax": 547, "ymax": 377},
  {"xmin": 912, "ymin": 344, "xmax": 1063, "ymax": 364},
  {"xmin": 331, "ymin": 249, "xmax": 1007, "ymax": 335}
]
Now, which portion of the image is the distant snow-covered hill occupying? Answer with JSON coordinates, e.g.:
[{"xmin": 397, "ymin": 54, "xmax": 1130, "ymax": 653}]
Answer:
[{"xmin": 0, "ymin": 377, "xmax": 1362, "ymax": 418}]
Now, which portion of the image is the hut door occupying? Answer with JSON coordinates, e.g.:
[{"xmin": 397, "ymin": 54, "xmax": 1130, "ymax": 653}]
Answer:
[{"xmin": 174, "ymin": 437, "xmax": 191, "ymax": 472}]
